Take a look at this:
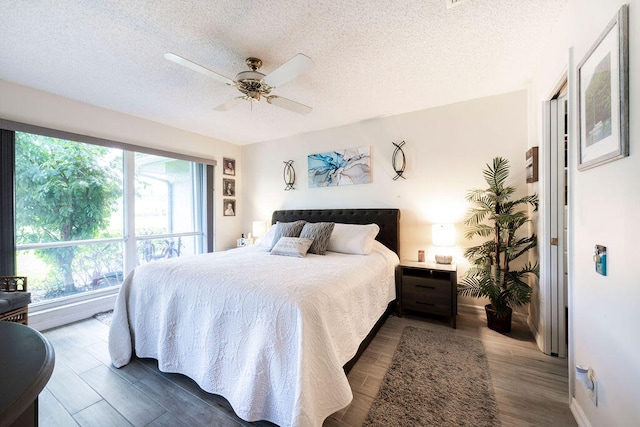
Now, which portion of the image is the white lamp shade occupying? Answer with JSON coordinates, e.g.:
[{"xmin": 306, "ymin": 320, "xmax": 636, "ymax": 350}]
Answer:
[
  {"xmin": 252, "ymin": 221, "xmax": 268, "ymax": 238},
  {"xmin": 432, "ymin": 224, "xmax": 455, "ymax": 247}
]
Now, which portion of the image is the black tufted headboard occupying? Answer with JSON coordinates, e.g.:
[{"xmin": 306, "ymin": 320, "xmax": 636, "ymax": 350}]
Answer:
[{"xmin": 271, "ymin": 209, "xmax": 400, "ymax": 256}]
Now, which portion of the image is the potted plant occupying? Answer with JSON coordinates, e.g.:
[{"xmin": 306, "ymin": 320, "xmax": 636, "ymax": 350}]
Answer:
[{"xmin": 458, "ymin": 157, "xmax": 539, "ymax": 333}]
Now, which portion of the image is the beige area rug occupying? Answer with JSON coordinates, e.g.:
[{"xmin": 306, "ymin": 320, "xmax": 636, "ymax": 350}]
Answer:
[
  {"xmin": 363, "ymin": 326, "xmax": 501, "ymax": 427},
  {"xmin": 93, "ymin": 310, "xmax": 113, "ymax": 326}
]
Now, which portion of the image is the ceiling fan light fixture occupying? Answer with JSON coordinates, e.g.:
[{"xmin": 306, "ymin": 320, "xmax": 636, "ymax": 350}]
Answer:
[
  {"xmin": 166, "ymin": 52, "xmax": 314, "ymax": 114},
  {"xmin": 247, "ymin": 91, "xmax": 261, "ymax": 102}
]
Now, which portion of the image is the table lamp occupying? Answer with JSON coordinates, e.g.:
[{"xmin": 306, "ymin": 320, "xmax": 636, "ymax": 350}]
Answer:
[
  {"xmin": 252, "ymin": 221, "xmax": 268, "ymax": 244},
  {"xmin": 432, "ymin": 223, "xmax": 455, "ymax": 264}
]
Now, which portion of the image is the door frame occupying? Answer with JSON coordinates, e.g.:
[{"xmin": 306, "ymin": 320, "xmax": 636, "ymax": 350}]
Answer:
[{"xmin": 537, "ymin": 71, "xmax": 569, "ymax": 359}]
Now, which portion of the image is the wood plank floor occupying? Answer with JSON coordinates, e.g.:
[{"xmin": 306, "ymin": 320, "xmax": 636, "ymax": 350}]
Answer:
[{"xmin": 38, "ymin": 310, "xmax": 577, "ymax": 426}]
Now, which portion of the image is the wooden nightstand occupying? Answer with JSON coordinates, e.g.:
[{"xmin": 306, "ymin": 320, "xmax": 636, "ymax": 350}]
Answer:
[{"xmin": 399, "ymin": 261, "xmax": 457, "ymax": 328}]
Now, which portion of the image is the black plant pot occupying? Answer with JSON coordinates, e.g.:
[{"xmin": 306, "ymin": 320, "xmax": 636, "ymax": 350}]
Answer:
[{"xmin": 485, "ymin": 304, "xmax": 512, "ymax": 333}]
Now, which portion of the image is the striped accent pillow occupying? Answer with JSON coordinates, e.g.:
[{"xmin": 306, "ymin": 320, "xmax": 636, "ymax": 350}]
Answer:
[{"xmin": 299, "ymin": 222, "xmax": 335, "ymax": 255}]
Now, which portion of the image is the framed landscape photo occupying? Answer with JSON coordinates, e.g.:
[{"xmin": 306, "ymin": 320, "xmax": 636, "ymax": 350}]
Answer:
[{"xmin": 577, "ymin": 4, "xmax": 628, "ymax": 171}]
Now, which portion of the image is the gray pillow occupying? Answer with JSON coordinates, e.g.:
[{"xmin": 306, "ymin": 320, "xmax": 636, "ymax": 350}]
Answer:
[
  {"xmin": 270, "ymin": 220, "xmax": 307, "ymax": 250},
  {"xmin": 270, "ymin": 237, "xmax": 314, "ymax": 258},
  {"xmin": 299, "ymin": 222, "xmax": 335, "ymax": 255}
]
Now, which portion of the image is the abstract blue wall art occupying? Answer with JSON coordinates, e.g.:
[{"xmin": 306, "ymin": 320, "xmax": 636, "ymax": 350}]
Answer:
[{"xmin": 308, "ymin": 146, "xmax": 371, "ymax": 187}]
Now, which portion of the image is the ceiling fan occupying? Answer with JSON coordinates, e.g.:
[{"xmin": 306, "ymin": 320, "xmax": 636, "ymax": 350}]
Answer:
[{"xmin": 165, "ymin": 52, "xmax": 314, "ymax": 115}]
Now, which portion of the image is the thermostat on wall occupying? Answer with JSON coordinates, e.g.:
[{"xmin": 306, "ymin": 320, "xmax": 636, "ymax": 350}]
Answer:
[{"xmin": 594, "ymin": 245, "xmax": 607, "ymax": 276}]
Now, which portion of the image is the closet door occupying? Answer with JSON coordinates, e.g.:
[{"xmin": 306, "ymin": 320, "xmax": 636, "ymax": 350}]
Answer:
[{"xmin": 544, "ymin": 93, "xmax": 568, "ymax": 358}]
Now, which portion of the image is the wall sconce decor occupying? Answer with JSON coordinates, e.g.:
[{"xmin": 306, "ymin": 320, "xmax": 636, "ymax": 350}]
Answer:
[
  {"xmin": 283, "ymin": 160, "xmax": 295, "ymax": 190},
  {"xmin": 432, "ymin": 223, "xmax": 455, "ymax": 264},
  {"xmin": 392, "ymin": 141, "xmax": 406, "ymax": 180}
]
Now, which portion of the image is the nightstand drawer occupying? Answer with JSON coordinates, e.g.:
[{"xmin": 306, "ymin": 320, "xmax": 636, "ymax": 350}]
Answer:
[
  {"xmin": 402, "ymin": 298, "xmax": 452, "ymax": 316},
  {"xmin": 402, "ymin": 276, "xmax": 451, "ymax": 314},
  {"xmin": 402, "ymin": 276, "xmax": 451, "ymax": 296}
]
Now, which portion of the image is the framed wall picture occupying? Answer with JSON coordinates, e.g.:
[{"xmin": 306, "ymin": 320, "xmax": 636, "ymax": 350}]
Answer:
[
  {"xmin": 577, "ymin": 4, "xmax": 628, "ymax": 171},
  {"xmin": 223, "ymin": 199, "xmax": 236, "ymax": 216},
  {"xmin": 223, "ymin": 178, "xmax": 235, "ymax": 197},
  {"xmin": 223, "ymin": 158, "xmax": 236, "ymax": 176},
  {"xmin": 308, "ymin": 146, "xmax": 371, "ymax": 188},
  {"xmin": 526, "ymin": 146, "xmax": 538, "ymax": 183}
]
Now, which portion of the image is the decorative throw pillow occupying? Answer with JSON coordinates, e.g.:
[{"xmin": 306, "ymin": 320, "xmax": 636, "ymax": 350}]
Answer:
[
  {"xmin": 270, "ymin": 220, "xmax": 307, "ymax": 250},
  {"xmin": 299, "ymin": 222, "xmax": 335, "ymax": 255},
  {"xmin": 270, "ymin": 237, "xmax": 314, "ymax": 258},
  {"xmin": 328, "ymin": 223, "xmax": 380, "ymax": 255},
  {"xmin": 255, "ymin": 223, "xmax": 278, "ymax": 248}
]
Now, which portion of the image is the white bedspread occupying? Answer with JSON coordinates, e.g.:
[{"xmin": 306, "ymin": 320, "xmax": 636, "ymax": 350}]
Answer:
[{"xmin": 108, "ymin": 241, "xmax": 398, "ymax": 427}]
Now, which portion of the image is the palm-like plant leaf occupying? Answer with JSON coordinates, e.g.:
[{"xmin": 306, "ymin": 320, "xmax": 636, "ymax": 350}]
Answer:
[
  {"xmin": 484, "ymin": 157, "xmax": 510, "ymax": 191},
  {"xmin": 509, "ymin": 235, "xmax": 538, "ymax": 261},
  {"xmin": 464, "ymin": 223, "xmax": 494, "ymax": 240},
  {"xmin": 502, "ymin": 194, "xmax": 539, "ymax": 212}
]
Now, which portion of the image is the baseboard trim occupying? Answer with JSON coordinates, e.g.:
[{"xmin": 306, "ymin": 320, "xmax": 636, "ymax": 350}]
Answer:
[
  {"xmin": 29, "ymin": 293, "xmax": 116, "ymax": 332},
  {"xmin": 528, "ymin": 315, "xmax": 547, "ymax": 353},
  {"xmin": 570, "ymin": 397, "xmax": 592, "ymax": 427}
]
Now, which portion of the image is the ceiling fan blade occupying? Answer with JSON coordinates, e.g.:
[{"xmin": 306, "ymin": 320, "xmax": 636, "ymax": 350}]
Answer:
[
  {"xmin": 165, "ymin": 53, "xmax": 235, "ymax": 86},
  {"xmin": 263, "ymin": 53, "xmax": 314, "ymax": 88},
  {"xmin": 213, "ymin": 96, "xmax": 246, "ymax": 111},
  {"xmin": 266, "ymin": 96, "xmax": 312, "ymax": 115}
]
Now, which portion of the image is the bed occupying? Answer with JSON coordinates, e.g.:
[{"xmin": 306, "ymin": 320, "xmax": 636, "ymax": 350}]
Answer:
[{"xmin": 108, "ymin": 208, "xmax": 400, "ymax": 427}]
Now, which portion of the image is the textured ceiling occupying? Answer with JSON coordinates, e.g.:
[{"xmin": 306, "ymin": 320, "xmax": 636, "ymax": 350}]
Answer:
[{"xmin": 0, "ymin": 0, "xmax": 567, "ymax": 145}]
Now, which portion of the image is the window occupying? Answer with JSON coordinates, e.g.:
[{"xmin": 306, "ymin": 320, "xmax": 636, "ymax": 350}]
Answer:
[
  {"xmin": 12, "ymin": 131, "xmax": 211, "ymax": 307},
  {"xmin": 134, "ymin": 153, "xmax": 205, "ymax": 265},
  {"xmin": 15, "ymin": 133, "xmax": 124, "ymax": 303}
]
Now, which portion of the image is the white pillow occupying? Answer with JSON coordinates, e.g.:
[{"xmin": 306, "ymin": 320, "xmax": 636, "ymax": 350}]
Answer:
[
  {"xmin": 328, "ymin": 223, "xmax": 380, "ymax": 255},
  {"xmin": 255, "ymin": 224, "xmax": 278, "ymax": 248},
  {"xmin": 270, "ymin": 237, "xmax": 314, "ymax": 258}
]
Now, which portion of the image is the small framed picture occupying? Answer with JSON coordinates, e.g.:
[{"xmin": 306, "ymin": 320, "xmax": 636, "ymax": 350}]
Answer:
[
  {"xmin": 223, "ymin": 158, "xmax": 236, "ymax": 176},
  {"xmin": 223, "ymin": 199, "xmax": 236, "ymax": 217},
  {"xmin": 526, "ymin": 147, "xmax": 538, "ymax": 183},
  {"xmin": 577, "ymin": 5, "xmax": 628, "ymax": 171},
  {"xmin": 223, "ymin": 178, "xmax": 235, "ymax": 197}
]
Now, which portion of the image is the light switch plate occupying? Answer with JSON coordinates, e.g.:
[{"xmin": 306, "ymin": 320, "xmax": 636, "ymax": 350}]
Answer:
[{"xmin": 594, "ymin": 244, "xmax": 607, "ymax": 276}]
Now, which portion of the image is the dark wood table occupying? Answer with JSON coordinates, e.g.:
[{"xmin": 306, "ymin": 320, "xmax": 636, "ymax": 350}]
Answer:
[{"xmin": 0, "ymin": 322, "xmax": 55, "ymax": 427}]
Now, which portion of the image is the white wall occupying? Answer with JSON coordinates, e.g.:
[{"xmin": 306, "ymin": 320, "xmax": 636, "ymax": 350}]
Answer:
[
  {"xmin": 531, "ymin": 1, "xmax": 640, "ymax": 425},
  {"xmin": 0, "ymin": 80, "xmax": 242, "ymax": 250},
  {"xmin": 242, "ymin": 90, "xmax": 531, "ymax": 309}
]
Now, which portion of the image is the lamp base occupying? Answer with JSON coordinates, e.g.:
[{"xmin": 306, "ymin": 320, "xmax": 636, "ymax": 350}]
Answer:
[{"xmin": 435, "ymin": 254, "xmax": 453, "ymax": 264}]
